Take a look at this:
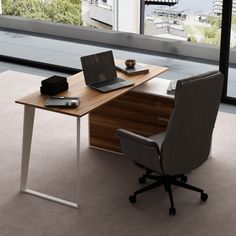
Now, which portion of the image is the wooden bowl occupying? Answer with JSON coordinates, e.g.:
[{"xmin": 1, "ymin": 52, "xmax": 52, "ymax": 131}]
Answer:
[{"xmin": 125, "ymin": 59, "xmax": 136, "ymax": 69}]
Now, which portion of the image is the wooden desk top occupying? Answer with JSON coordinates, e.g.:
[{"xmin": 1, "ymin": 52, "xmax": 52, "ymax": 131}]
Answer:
[{"xmin": 16, "ymin": 63, "xmax": 167, "ymax": 117}]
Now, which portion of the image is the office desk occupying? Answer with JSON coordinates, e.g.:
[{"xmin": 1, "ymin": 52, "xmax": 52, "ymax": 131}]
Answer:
[{"xmin": 16, "ymin": 63, "xmax": 167, "ymax": 208}]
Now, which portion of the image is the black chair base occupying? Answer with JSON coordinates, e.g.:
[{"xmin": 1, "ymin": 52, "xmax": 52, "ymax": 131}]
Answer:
[{"xmin": 129, "ymin": 171, "xmax": 208, "ymax": 215}]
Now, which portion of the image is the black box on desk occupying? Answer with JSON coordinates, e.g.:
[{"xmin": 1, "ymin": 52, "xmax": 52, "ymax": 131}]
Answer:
[
  {"xmin": 41, "ymin": 75, "xmax": 67, "ymax": 87},
  {"xmin": 40, "ymin": 75, "xmax": 68, "ymax": 95},
  {"xmin": 40, "ymin": 83, "xmax": 69, "ymax": 95}
]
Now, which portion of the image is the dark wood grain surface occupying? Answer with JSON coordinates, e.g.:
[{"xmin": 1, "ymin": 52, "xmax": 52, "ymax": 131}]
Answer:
[{"xmin": 90, "ymin": 91, "xmax": 174, "ymax": 153}]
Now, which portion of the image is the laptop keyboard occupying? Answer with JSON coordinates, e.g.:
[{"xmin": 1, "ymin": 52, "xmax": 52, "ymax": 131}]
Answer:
[{"xmin": 93, "ymin": 78, "xmax": 125, "ymax": 88}]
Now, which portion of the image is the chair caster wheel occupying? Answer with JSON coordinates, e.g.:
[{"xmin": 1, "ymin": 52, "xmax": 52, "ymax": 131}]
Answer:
[
  {"xmin": 169, "ymin": 207, "xmax": 176, "ymax": 215},
  {"xmin": 138, "ymin": 176, "xmax": 146, "ymax": 184},
  {"xmin": 129, "ymin": 195, "xmax": 136, "ymax": 204},
  {"xmin": 201, "ymin": 193, "xmax": 208, "ymax": 201},
  {"xmin": 180, "ymin": 175, "xmax": 188, "ymax": 183}
]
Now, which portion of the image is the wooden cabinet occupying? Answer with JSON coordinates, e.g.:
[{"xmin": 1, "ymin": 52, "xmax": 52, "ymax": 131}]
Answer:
[{"xmin": 90, "ymin": 91, "xmax": 174, "ymax": 153}]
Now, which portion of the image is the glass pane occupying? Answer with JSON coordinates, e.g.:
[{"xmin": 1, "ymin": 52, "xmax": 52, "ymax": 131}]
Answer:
[
  {"xmin": 0, "ymin": 0, "xmax": 113, "ymax": 30},
  {"xmin": 227, "ymin": 66, "xmax": 236, "ymax": 98},
  {"xmin": 144, "ymin": 0, "xmax": 222, "ymax": 47},
  {"xmin": 227, "ymin": 0, "xmax": 236, "ymax": 98},
  {"xmin": 1, "ymin": 0, "xmax": 83, "ymax": 25}
]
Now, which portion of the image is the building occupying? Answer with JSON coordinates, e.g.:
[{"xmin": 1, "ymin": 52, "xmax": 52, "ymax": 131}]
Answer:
[
  {"xmin": 214, "ymin": 0, "xmax": 236, "ymax": 15},
  {"xmin": 82, "ymin": 0, "xmax": 140, "ymax": 33},
  {"xmin": 82, "ymin": 0, "xmax": 113, "ymax": 29},
  {"xmin": 145, "ymin": 0, "xmax": 179, "ymax": 6}
]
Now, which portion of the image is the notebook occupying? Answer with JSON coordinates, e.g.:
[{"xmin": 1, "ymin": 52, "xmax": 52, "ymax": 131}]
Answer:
[{"xmin": 116, "ymin": 64, "xmax": 149, "ymax": 76}]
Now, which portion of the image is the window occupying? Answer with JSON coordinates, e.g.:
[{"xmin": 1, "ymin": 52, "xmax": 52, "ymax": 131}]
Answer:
[
  {"xmin": 0, "ymin": 0, "xmax": 143, "ymax": 44},
  {"xmin": 0, "ymin": 1, "xmax": 232, "ymax": 62},
  {"xmin": 0, "ymin": 0, "xmax": 225, "ymax": 60},
  {"xmin": 227, "ymin": 0, "xmax": 236, "ymax": 99},
  {"xmin": 0, "ymin": 0, "xmax": 114, "ymax": 30},
  {"xmin": 144, "ymin": 0, "xmax": 222, "ymax": 47},
  {"xmin": 1, "ymin": 0, "xmax": 82, "ymax": 25}
]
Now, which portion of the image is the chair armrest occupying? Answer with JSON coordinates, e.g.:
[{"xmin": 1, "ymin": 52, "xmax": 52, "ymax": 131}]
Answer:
[
  {"xmin": 116, "ymin": 129, "xmax": 160, "ymax": 154},
  {"xmin": 116, "ymin": 129, "xmax": 162, "ymax": 172}
]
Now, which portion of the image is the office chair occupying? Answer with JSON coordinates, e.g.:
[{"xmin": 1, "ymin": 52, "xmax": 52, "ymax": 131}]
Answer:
[{"xmin": 117, "ymin": 71, "xmax": 224, "ymax": 215}]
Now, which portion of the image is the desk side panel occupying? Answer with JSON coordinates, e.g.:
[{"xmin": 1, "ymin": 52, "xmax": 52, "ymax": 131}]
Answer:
[{"xmin": 90, "ymin": 91, "xmax": 174, "ymax": 153}]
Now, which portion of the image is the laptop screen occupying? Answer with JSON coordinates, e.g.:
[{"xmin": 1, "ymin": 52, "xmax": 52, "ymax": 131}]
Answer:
[{"xmin": 81, "ymin": 50, "xmax": 117, "ymax": 85}]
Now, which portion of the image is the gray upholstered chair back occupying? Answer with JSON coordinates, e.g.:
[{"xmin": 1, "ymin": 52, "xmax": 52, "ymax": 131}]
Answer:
[{"xmin": 161, "ymin": 71, "xmax": 224, "ymax": 175}]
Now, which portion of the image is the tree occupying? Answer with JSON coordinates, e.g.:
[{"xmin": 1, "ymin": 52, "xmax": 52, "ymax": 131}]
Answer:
[
  {"xmin": 232, "ymin": 15, "xmax": 236, "ymax": 24},
  {"xmin": 45, "ymin": 0, "xmax": 82, "ymax": 25},
  {"xmin": 203, "ymin": 27, "xmax": 221, "ymax": 45},
  {"xmin": 204, "ymin": 27, "xmax": 216, "ymax": 39},
  {"xmin": 187, "ymin": 34, "xmax": 197, "ymax": 43},
  {"xmin": 207, "ymin": 16, "xmax": 222, "ymax": 29},
  {"xmin": 2, "ymin": 0, "xmax": 82, "ymax": 25}
]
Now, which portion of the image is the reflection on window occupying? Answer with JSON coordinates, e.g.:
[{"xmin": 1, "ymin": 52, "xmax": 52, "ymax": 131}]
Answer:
[{"xmin": 144, "ymin": 0, "xmax": 222, "ymax": 46}]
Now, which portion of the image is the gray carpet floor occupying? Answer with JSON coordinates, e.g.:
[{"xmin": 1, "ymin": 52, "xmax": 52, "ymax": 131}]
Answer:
[{"xmin": 1, "ymin": 70, "xmax": 236, "ymax": 236}]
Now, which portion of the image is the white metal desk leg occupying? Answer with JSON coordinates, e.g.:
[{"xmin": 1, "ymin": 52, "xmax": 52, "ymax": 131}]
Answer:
[
  {"xmin": 20, "ymin": 105, "xmax": 35, "ymax": 191},
  {"xmin": 19, "ymin": 106, "xmax": 79, "ymax": 208},
  {"xmin": 76, "ymin": 117, "xmax": 81, "ymax": 206}
]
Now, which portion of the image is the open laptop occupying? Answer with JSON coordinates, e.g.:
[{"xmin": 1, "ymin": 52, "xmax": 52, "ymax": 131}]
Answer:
[{"xmin": 80, "ymin": 50, "xmax": 134, "ymax": 92}]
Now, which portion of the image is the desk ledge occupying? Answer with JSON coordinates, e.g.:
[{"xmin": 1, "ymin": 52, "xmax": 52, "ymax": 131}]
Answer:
[{"xmin": 133, "ymin": 77, "xmax": 174, "ymax": 99}]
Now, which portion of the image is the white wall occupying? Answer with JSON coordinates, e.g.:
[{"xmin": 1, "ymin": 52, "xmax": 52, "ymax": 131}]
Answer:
[
  {"xmin": 0, "ymin": 0, "xmax": 2, "ymax": 15},
  {"xmin": 117, "ymin": 0, "xmax": 140, "ymax": 33}
]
